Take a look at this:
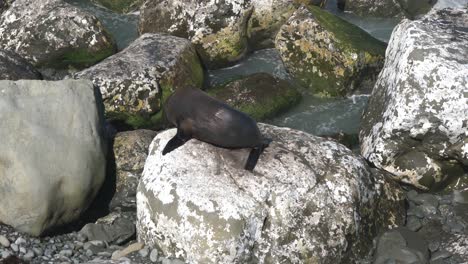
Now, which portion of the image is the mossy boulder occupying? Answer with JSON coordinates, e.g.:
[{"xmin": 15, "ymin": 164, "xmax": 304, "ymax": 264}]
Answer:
[
  {"xmin": 209, "ymin": 73, "xmax": 301, "ymax": 121},
  {"xmin": 75, "ymin": 33, "xmax": 204, "ymax": 129},
  {"xmin": 275, "ymin": 5, "xmax": 386, "ymax": 97},
  {"xmin": 138, "ymin": 0, "xmax": 253, "ymax": 69},
  {"xmin": 91, "ymin": 0, "xmax": 143, "ymax": 13},
  {"xmin": 0, "ymin": 0, "xmax": 116, "ymax": 73},
  {"xmin": 248, "ymin": 0, "xmax": 327, "ymax": 50}
]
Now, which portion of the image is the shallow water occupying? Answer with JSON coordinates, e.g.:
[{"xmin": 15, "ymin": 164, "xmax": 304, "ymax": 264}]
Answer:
[{"xmin": 65, "ymin": 0, "xmax": 139, "ymax": 50}]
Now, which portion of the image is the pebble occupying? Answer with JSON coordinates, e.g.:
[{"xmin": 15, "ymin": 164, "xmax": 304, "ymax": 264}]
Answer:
[
  {"xmin": 406, "ymin": 216, "xmax": 422, "ymax": 232},
  {"xmin": 139, "ymin": 246, "xmax": 150, "ymax": 258},
  {"xmin": 60, "ymin": 249, "xmax": 74, "ymax": 257},
  {"xmin": 32, "ymin": 247, "xmax": 43, "ymax": 256},
  {"xmin": 1, "ymin": 249, "xmax": 11, "ymax": 259},
  {"xmin": 15, "ymin": 237, "xmax": 27, "ymax": 245},
  {"xmin": 150, "ymin": 248, "xmax": 159, "ymax": 262},
  {"xmin": 19, "ymin": 246, "xmax": 26, "ymax": 254},
  {"xmin": 0, "ymin": 235, "xmax": 10, "ymax": 247},
  {"xmin": 24, "ymin": 250, "xmax": 35, "ymax": 260},
  {"xmin": 10, "ymin": 243, "xmax": 18, "ymax": 252},
  {"xmin": 428, "ymin": 241, "xmax": 440, "ymax": 252}
]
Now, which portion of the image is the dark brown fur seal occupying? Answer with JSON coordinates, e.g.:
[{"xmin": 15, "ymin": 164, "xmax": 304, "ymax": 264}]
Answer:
[{"xmin": 162, "ymin": 86, "xmax": 271, "ymax": 171}]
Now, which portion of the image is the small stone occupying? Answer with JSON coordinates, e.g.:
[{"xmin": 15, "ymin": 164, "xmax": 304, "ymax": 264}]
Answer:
[
  {"xmin": 24, "ymin": 250, "xmax": 35, "ymax": 260},
  {"xmin": 139, "ymin": 246, "xmax": 150, "ymax": 258},
  {"xmin": 150, "ymin": 248, "xmax": 158, "ymax": 262},
  {"xmin": 1, "ymin": 249, "xmax": 11, "ymax": 259},
  {"xmin": 19, "ymin": 246, "xmax": 26, "ymax": 254},
  {"xmin": 98, "ymin": 251, "xmax": 112, "ymax": 257},
  {"xmin": 428, "ymin": 241, "xmax": 440, "ymax": 252},
  {"xmin": 15, "ymin": 237, "xmax": 27, "ymax": 245},
  {"xmin": 0, "ymin": 235, "xmax": 10, "ymax": 247},
  {"xmin": 32, "ymin": 247, "xmax": 43, "ymax": 256},
  {"xmin": 76, "ymin": 233, "xmax": 87, "ymax": 243},
  {"xmin": 407, "ymin": 206, "xmax": 425, "ymax": 219},
  {"xmin": 85, "ymin": 249, "xmax": 94, "ymax": 257},
  {"xmin": 406, "ymin": 216, "xmax": 422, "ymax": 232},
  {"xmin": 10, "ymin": 243, "xmax": 18, "ymax": 252},
  {"xmin": 111, "ymin": 242, "xmax": 144, "ymax": 260},
  {"xmin": 59, "ymin": 249, "xmax": 73, "ymax": 257}
]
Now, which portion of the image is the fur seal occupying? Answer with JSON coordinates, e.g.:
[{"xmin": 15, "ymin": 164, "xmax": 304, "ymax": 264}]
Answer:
[{"xmin": 162, "ymin": 86, "xmax": 271, "ymax": 171}]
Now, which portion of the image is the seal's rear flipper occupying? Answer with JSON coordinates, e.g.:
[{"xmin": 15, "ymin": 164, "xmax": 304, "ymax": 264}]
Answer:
[
  {"xmin": 162, "ymin": 129, "xmax": 191, "ymax": 155},
  {"xmin": 244, "ymin": 138, "xmax": 272, "ymax": 171}
]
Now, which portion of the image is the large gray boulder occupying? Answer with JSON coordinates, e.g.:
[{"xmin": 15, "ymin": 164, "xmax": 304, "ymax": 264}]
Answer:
[
  {"xmin": 0, "ymin": 49, "xmax": 42, "ymax": 80},
  {"xmin": 137, "ymin": 124, "xmax": 405, "ymax": 263},
  {"xmin": 74, "ymin": 33, "xmax": 203, "ymax": 129},
  {"xmin": 138, "ymin": 0, "xmax": 252, "ymax": 69},
  {"xmin": 275, "ymin": 5, "xmax": 386, "ymax": 96},
  {"xmin": 360, "ymin": 8, "xmax": 468, "ymax": 190},
  {"xmin": 0, "ymin": 80, "xmax": 107, "ymax": 236},
  {"xmin": 0, "ymin": 0, "xmax": 116, "ymax": 72},
  {"xmin": 336, "ymin": 0, "xmax": 436, "ymax": 18}
]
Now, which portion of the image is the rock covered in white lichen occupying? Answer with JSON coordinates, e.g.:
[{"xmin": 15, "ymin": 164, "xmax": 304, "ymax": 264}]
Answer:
[
  {"xmin": 138, "ymin": 0, "xmax": 252, "ymax": 69},
  {"xmin": 247, "ymin": 0, "xmax": 327, "ymax": 50},
  {"xmin": 0, "ymin": 80, "xmax": 107, "ymax": 236},
  {"xmin": 0, "ymin": 49, "xmax": 41, "ymax": 80},
  {"xmin": 137, "ymin": 124, "xmax": 404, "ymax": 263},
  {"xmin": 74, "ymin": 33, "xmax": 203, "ymax": 129},
  {"xmin": 360, "ymin": 8, "xmax": 468, "ymax": 190},
  {"xmin": 0, "ymin": 0, "xmax": 116, "ymax": 71}
]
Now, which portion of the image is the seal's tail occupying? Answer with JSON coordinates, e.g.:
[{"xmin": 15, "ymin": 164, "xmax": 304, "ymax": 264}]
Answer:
[{"xmin": 244, "ymin": 138, "xmax": 272, "ymax": 171}]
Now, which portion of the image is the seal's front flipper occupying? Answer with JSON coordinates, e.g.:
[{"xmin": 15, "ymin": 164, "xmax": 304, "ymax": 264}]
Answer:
[
  {"xmin": 244, "ymin": 138, "xmax": 272, "ymax": 171},
  {"xmin": 162, "ymin": 129, "xmax": 191, "ymax": 155}
]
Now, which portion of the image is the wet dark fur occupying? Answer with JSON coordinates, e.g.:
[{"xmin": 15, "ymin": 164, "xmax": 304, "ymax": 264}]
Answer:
[{"xmin": 162, "ymin": 87, "xmax": 271, "ymax": 171}]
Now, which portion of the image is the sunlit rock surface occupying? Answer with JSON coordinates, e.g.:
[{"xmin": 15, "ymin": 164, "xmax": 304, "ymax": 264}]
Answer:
[
  {"xmin": 0, "ymin": 0, "xmax": 116, "ymax": 72},
  {"xmin": 138, "ymin": 0, "xmax": 252, "ymax": 69},
  {"xmin": 0, "ymin": 80, "xmax": 107, "ymax": 236},
  {"xmin": 75, "ymin": 33, "xmax": 203, "ymax": 129},
  {"xmin": 275, "ymin": 5, "xmax": 386, "ymax": 96},
  {"xmin": 137, "ymin": 124, "xmax": 404, "ymax": 263},
  {"xmin": 360, "ymin": 8, "xmax": 468, "ymax": 190}
]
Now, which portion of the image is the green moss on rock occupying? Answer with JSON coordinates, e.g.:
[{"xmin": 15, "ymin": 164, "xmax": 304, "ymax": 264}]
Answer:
[
  {"xmin": 275, "ymin": 6, "xmax": 386, "ymax": 97},
  {"xmin": 39, "ymin": 45, "xmax": 116, "ymax": 70},
  {"xmin": 208, "ymin": 73, "xmax": 301, "ymax": 121}
]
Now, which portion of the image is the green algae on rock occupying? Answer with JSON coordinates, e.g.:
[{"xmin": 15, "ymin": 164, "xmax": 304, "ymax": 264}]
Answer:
[
  {"xmin": 91, "ymin": 0, "xmax": 143, "ymax": 13},
  {"xmin": 0, "ymin": 0, "xmax": 117, "ymax": 71},
  {"xmin": 75, "ymin": 33, "xmax": 204, "ymax": 130},
  {"xmin": 209, "ymin": 73, "xmax": 301, "ymax": 121},
  {"xmin": 138, "ymin": 0, "xmax": 253, "ymax": 69},
  {"xmin": 275, "ymin": 5, "xmax": 386, "ymax": 97}
]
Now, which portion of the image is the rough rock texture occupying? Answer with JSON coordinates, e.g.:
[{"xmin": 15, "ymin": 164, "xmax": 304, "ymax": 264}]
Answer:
[
  {"xmin": 247, "ymin": 0, "xmax": 327, "ymax": 50},
  {"xmin": 75, "ymin": 33, "xmax": 203, "ymax": 129},
  {"xmin": 209, "ymin": 73, "xmax": 301, "ymax": 120},
  {"xmin": 111, "ymin": 129, "xmax": 157, "ymax": 209},
  {"xmin": 0, "ymin": 0, "xmax": 14, "ymax": 14},
  {"xmin": 0, "ymin": 0, "xmax": 116, "ymax": 71},
  {"xmin": 275, "ymin": 6, "xmax": 386, "ymax": 96},
  {"xmin": 373, "ymin": 228, "xmax": 429, "ymax": 263},
  {"xmin": 91, "ymin": 0, "xmax": 144, "ymax": 13},
  {"xmin": 336, "ymin": 0, "xmax": 436, "ymax": 18},
  {"xmin": 137, "ymin": 124, "xmax": 405, "ymax": 263},
  {"xmin": 0, "ymin": 49, "xmax": 42, "ymax": 80},
  {"xmin": 138, "ymin": 0, "xmax": 253, "ymax": 69},
  {"xmin": 360, "ymin": 8, "xmax": 468, "ymax": 190},
  {"xmin": 0, "ymin": 80, "xmax": 107, "ymax": 236}
]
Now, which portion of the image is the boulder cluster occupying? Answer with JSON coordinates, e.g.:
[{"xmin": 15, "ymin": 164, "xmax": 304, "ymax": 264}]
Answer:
[{"xmin": 0, "ymin": 0, "xmax": 466, "ymax": 263}]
